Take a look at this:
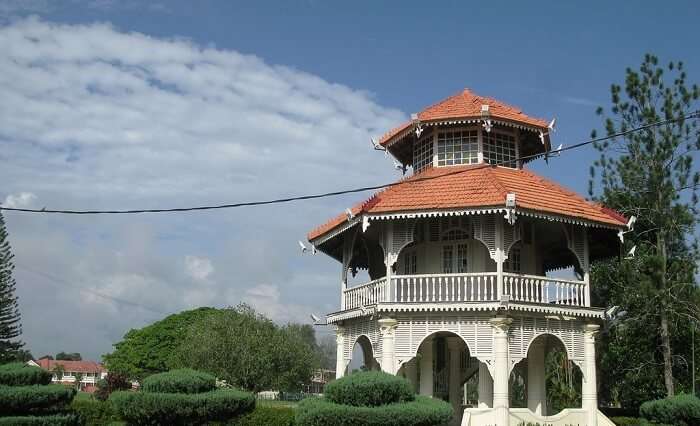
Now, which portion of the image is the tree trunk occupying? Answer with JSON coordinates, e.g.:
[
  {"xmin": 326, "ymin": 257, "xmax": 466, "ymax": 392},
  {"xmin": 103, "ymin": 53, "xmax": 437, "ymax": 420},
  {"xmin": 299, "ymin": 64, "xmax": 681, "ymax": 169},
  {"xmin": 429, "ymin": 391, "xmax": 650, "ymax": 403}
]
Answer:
[{"xmin": 660, "ymin": 312, "xmax": 674, "ymax": 396}]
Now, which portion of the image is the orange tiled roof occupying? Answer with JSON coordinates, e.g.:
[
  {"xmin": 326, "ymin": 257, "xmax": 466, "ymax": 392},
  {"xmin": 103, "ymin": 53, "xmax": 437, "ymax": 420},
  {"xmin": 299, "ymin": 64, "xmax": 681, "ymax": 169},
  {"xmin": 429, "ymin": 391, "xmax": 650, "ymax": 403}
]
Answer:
[
  {"xmin": 35, "ymin": 358, "xmax": 105, "ymax": 373},
  {"xmin": 308, "ymin": 165, "xmax": 626, "ymax": 241},
  {"xmin": 379, "ymin": 88, "xmax": 549, "ymax": 146}
]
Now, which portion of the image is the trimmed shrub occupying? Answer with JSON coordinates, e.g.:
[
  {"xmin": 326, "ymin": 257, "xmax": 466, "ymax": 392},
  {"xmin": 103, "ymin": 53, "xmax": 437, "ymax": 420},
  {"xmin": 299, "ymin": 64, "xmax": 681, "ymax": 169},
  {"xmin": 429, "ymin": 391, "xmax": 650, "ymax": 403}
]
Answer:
[
  {"xmin": 0, "ymin": 414, "xmax": 79, "ymax": 425},
  {"xmin": 0, "ymin": 384, "xmax": 76, "ymax": 416},
  {"xmin": 639, "ymin": 393, "xmax": 700, "ymax": 426},
  {"xmin": 110, "ymin": 387, "xmax": 255, "ymax": 425},
  {"xmin": 70, "ymin": 398, "xmax": 121, "ymax": 425},
  {"xmin": 296, "ymin": 395, "xmax": 453, "ymax": 426},
  {"xmin": 141, "ymin": 368, "xmax": 216, "ymax": 394},
  {"xmin": 233, "ymin": 404, "xmax": 295, "ymax": 426},
  {"xmin": 0, "ymin": 363, "xmax": 53, "ymax": 386},
  {"xmin": 94, "ymin": 372, "xmax": 131, "ymax": 401},
  {"xmin": 324, "ymin": 371, "xmax": 414, "ymax": 407}
]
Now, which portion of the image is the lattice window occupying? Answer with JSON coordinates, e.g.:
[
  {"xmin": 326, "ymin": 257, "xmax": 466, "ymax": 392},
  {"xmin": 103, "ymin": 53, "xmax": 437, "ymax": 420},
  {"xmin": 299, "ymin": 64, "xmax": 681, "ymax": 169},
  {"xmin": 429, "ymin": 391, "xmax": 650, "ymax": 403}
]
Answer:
[
  {"xmin": 442, "ymin": 228, "xmax": 470, "ymax": 241},
  {"xmin": 505, "ymin": 245, "xmax": 521, "ymax": 273},
  {"xmin": 457, "ymin": 244, "xmax": 469, "ymax": 273},
  {"xmin": 442, "ymin": 245, "xmax": 454, "ymax": 273},
  {"xmin": 437, "ymin": 130, "xmax": 479, "ymax": 166},
  {"xmin": 483, "ymin": 130, "xmax": 517, "ymax": 168},
  {"xmin": 403, "ymin": 250, "xmax": 417, "ymax": 274},
  {"xmin": 413, "ymin": 135, "xmax": 434, "ymax": 173}
]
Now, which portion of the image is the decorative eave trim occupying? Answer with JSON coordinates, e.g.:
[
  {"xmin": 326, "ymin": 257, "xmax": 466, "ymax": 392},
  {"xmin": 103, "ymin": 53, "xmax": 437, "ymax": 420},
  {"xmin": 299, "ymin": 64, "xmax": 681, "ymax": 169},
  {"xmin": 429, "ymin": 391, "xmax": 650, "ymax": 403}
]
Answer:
[
  {"xmin": 327, "ymin": 307, "xmax": 376, "ymax": 324},
  {"xmin": 506, "ymin": 302, "xmax": 605, "ymax": 319},
  {"xmin": 377, "ymin": 302, "xmax": 501, "ymax": 313},
  {"xmin": 310, "ymin": 216, "xmax": 361, "ymax": 246},
  {"xmin": 517, "ymin": 209, "xmax": 625, "ymax": 230}
]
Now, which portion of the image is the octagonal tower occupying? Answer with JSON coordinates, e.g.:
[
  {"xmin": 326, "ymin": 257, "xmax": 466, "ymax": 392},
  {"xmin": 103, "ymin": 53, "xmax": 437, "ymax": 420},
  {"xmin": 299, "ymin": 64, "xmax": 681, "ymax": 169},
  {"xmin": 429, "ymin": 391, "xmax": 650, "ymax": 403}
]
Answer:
[{"xmin": 308, "ymin": 89, "xmax": 625, "ymax": 426}]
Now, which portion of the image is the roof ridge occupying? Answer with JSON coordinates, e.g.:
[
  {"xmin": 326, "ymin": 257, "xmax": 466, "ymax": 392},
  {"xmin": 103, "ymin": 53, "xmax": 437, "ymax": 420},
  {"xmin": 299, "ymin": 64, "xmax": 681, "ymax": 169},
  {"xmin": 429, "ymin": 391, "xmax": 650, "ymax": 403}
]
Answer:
[{"xmin": 484, "ymin": 167, "xmax": 509, "ymax": 200}]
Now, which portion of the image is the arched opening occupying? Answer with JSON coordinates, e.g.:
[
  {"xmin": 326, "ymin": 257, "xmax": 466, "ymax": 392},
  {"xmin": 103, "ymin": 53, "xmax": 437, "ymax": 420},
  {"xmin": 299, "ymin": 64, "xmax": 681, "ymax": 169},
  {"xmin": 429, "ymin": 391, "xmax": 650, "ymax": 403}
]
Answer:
[
  {"xmin": 411, "ymin": 331, "xmax": 478, "ymax": 425},
  {"xmin": 348, "ymin": 335, "xmax": 378, "ymax": 373},
  {"xmin": 509, "ymin": 334, "xmax": 583, "ymax": 415}
]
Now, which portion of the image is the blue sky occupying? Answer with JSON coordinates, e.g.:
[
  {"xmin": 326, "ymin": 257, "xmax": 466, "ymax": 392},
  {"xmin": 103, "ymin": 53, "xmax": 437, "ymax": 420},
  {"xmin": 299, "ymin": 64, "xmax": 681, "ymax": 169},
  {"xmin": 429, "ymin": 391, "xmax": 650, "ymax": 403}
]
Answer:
[{"xmin": 0, "ymin": 1, "xmax": 698, "ymax": 360}]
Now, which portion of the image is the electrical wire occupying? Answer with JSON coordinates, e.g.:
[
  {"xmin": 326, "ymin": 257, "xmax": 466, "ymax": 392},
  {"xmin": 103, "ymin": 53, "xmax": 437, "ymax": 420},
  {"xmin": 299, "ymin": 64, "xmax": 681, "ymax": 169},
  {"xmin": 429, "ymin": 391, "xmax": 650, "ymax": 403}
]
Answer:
[{"xmin": 1, "ymin": 111, "xmax": 698, "ymax": 215}]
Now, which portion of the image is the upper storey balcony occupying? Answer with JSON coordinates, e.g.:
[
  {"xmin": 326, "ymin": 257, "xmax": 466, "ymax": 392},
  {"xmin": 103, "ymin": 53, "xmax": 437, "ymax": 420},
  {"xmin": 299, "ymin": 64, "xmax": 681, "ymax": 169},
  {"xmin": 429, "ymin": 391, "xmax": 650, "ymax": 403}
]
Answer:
[{"xmin": 307, "ymin": 89, "xmax": 628, "ymax": 321}]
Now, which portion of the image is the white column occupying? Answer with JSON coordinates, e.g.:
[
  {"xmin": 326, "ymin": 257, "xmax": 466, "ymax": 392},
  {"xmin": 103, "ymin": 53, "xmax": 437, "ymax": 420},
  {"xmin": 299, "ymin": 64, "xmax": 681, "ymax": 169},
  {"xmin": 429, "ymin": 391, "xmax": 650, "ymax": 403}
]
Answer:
[
  {"xmin": 527, "ymin": 340, "xmax": 546, "ymax": 415},
  {"xmin": 477, "ymin": 362, "xmax": 493, "ymax": 408},
  {"xmin": 490, "ymin": 316, "xmax": 512, "ymax": 425},
  {"xmin": 583, "ymin": 324, "xmax": 600, "ymax": 426},
  {"xmin": 379, "ymin": 317, "xmax": 399, "ymax": 374},
  {"xmin": 447, "ymin": 337, "xmax": 463, "ymax": 420},
  {"xmin": 419, "ymin": 337, "xmax": 434, "ymax": 396},
  {"xmin": 335, "ymin": 326, "xmax": 346, "ymax": 379}
]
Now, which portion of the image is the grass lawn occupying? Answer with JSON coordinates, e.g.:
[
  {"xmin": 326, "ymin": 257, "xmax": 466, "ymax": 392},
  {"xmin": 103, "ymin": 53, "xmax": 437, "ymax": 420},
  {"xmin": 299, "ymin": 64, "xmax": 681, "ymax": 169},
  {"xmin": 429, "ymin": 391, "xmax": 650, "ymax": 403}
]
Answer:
[{"xmin": 75, "ymin": 391, "xmax": 94, "ymax": 401}]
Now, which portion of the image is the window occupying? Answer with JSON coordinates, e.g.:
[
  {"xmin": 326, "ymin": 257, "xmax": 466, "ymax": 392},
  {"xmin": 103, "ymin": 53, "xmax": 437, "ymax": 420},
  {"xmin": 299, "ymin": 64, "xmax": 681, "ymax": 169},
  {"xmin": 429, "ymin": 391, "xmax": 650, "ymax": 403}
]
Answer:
[
  {"xmin": 403, "ymin": 250, "xmax": 417, "ymax": 274},
  {"xmin": 413, "ymin": 135, "xmax": 434, "ymax": 173},
  {"xmin": 437, "ymin": 130, "xmax": 479, "ymax": 166},
  {"xmin": 457, "ymin": 244, "xmax": 468, "ymax": 273},
  {"xmin": 442, "ymin": 245, "xmax": 453, "ymax": 273},
  {"xmin": 505, "ymin": 247, "xmax": 521, "ymax": 273},
  {"xmin": 442, "ymin": 228, "xmax": 470, "ymax": 241},
  {"xmin": 483, "ymin": 130, "xmax": 517, "ymax": 167}
]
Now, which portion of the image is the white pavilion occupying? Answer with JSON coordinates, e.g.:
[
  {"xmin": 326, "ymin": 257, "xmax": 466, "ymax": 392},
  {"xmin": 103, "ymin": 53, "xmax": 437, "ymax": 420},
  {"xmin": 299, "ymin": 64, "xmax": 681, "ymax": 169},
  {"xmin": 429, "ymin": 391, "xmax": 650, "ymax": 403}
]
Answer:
[{"xmin": 308, "ymin": 89, "xmax": 625, "ymax": 426}]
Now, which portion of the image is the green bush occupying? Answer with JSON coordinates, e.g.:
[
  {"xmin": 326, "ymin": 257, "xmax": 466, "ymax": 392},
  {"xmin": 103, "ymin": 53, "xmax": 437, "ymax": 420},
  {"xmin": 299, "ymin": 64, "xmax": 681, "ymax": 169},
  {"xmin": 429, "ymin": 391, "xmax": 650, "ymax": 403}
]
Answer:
[
  {"xmin": 0, "ymin": 414, "xmax": 79, "ymax": 425},
  {"xmin": 110, "ymin": 388, "xmax": 255, "ymax": 425},
  {"xmin": 611, "ymin": 417, "xmax": 642, "ymax": 426},
  {"xmin": 141, "ymin": 368, "xmax": 216, "ymax": 394},
  {"xmin": 296, "ymin": 395, "xmax": 453, "ymax": 426},
  {"xmin": 0, "ymin": 384, "xmax": 76, "ymax": 416},
  {"xmin": 70, "ymin": 397, "xmax": 121, "ymax": 425},
  {"xmin": 0, "ymin": 363, "xmax": 53, "ymax": 386},
  {"xmin": 324, "ymin": 371, "xmax": 414, "ymax": 407},
  {"xmin": 640, "ymin": 393, "xmax": 700, "ymax": 426},
  {"xmin": 232, "ymin": 405, "xmax": 295, "ymax": 426}
]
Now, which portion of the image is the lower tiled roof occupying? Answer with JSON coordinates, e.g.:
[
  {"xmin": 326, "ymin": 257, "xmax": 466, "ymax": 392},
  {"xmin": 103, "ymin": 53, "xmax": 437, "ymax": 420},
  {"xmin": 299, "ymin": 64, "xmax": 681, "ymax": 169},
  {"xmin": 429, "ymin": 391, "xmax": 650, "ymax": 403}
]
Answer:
[{"xmin": 308, "ymin": 165, "xmax": 626, "ymax": 241}]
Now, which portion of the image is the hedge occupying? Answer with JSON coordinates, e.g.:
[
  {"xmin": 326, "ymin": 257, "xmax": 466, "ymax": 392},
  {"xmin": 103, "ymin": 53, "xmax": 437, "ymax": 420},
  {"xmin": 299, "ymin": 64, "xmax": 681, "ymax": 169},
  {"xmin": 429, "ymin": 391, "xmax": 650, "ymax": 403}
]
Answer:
[
  {"xmin": 295, "ymin": 395, "xmax": 453, "ymax": 426},
  {"xmin": 0, "ymin": 414, "xmax": 79, "ymax": 425},
  {"xmin": 141, "ymin": 368, "xmax": 216, "ymax": 394},
  {"xmin": 639, "ymin": 393, "xmax": 700, "ymax": 426},
  {"xmin": 0, "ymin": 384, "xmax": 77, "ymax": 416},
  {"xmin": 110, "ymin": 388, "xmax": 255, "ymax": 425},
  {"xmin": 324, "ymin": 371, "xmax": 414, "ymax": 407},
  {"xmin": 232, "ymin": 405, "xmax": 295, "ymax": 426},
  {"xmin": 0, "ymin": 363, "xmax": 53, "ymax": 386},
  {"xmin": 70, "ymin": 398, "xmax": 121, "ymax": 425}
]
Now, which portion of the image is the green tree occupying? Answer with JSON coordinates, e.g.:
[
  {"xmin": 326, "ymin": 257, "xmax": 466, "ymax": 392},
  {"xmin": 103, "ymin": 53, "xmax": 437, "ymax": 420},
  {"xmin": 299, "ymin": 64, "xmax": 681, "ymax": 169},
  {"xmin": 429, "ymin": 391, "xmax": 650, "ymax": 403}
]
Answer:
[
  {"xmin": 590, "ymin": 54, "xmax": 700, "ymax": 399},
  {"xmin": 174, "ymin": 304, "xmax": 316, "ymax": 393},
  {"xmin": 52, "ymin": 364, "xmax": 65, "ymax": 381},
  {"xmin": 73, "ymin": 372, "xmax": 84, "ymax": 390},
  {"xmin": 0, "ymin": 212, "xmax": 23, "ymax": 364},
  {"xmin": 103, "ymin": 307, "xmax": 221, "ymax": 380}
]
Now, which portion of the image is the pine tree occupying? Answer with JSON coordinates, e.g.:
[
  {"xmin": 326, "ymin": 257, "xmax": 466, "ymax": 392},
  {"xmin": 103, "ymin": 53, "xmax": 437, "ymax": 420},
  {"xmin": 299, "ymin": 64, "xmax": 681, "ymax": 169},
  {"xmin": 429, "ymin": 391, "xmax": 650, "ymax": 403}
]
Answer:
[
  {"xmin": 590, "ymin": 54, "xmax": 700, "ymax": 398},
  {"xmin": 0, "ymin": 211, "xmax": 23, "ymax": 363}
]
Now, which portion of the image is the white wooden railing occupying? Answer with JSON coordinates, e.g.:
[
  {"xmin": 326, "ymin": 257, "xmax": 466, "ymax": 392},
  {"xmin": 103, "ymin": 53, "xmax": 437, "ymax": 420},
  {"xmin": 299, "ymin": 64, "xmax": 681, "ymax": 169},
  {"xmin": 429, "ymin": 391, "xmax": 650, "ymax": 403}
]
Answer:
[
  {"xmin": 343, "ymin": 272, "xmax": 588, "ymax": 310},
  {"xmin": 392, "ymin": 273, "xmax": 498, "ymax": 303},
  {"xmin": 503, "ymin": 273, "xmax": 588, "ymax": 307}
]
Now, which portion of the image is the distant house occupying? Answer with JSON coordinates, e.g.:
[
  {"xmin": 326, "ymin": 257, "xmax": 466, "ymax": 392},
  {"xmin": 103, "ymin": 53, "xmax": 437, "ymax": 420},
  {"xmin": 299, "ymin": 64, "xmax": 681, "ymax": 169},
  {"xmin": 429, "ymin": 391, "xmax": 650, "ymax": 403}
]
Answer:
[
  {"xmin": 303, "ymin": 368, "xmax": 335, "ymax": 394},
  {"xmin": 27, "ymin": 358, "xmax": 107, "ymax": 393}
]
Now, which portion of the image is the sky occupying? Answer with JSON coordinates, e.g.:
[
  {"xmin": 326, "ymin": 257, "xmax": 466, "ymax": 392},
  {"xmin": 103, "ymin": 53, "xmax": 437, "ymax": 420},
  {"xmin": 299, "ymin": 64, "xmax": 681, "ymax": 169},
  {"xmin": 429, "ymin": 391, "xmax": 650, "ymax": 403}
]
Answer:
[{"xmin": 0, "ymin": 1, "xmax": 699, "ymax": 361}]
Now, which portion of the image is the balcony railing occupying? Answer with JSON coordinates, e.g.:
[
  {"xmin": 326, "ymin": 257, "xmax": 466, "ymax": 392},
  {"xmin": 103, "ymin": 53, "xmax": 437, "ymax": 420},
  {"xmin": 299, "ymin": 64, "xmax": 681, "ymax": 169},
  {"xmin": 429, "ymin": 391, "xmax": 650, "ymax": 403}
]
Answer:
[{"xmin": 343, "ymin": 272, "xmax": 588, "ymax": 310}]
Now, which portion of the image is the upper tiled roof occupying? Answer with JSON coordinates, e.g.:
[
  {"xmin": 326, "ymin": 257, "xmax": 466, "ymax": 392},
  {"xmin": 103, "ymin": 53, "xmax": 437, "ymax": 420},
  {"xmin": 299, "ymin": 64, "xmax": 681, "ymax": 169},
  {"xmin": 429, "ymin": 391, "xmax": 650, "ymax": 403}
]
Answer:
[
  {"xmin": 379, "ymin": 88, "xmax": 550, "ymax": 146},
  {"xmin": 34, "ymin": 358, "xmax": 105, "ymax": 373},
  {"xmin": 308, "ymin": 165, "xmax": 626, "ymax": 241}
]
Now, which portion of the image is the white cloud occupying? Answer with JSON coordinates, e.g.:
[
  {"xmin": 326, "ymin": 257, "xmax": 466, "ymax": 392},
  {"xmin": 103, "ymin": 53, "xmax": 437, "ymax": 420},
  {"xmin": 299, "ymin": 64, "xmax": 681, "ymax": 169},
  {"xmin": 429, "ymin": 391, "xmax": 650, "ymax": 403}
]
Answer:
[
  {"xmin": 3, "ymin": 192, "xmax": 37, "ymax": 208},
  {"xmin": 0, "ymin": 18, "xmax": 403, "ymax": 359},
  {"xmin": 184, "ymin": 255, "xmax": 214, "ymax": 282}
]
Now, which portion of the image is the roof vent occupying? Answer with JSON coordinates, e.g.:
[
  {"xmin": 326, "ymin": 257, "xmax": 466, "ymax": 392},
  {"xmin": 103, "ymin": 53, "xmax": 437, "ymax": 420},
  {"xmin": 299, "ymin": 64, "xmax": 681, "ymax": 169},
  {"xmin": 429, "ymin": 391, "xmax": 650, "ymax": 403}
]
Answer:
[{"xmin": 481, "ymin": 104, "xmax": 490, "ymax": 116}]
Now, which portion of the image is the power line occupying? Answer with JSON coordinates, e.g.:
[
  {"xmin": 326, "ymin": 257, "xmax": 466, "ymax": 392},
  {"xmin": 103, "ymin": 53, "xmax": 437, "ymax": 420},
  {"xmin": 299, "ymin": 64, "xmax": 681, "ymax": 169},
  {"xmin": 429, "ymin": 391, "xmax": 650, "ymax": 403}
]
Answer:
[{"xmin": 1, "ymin": 111, "xmax": 698, "ymax": 216}]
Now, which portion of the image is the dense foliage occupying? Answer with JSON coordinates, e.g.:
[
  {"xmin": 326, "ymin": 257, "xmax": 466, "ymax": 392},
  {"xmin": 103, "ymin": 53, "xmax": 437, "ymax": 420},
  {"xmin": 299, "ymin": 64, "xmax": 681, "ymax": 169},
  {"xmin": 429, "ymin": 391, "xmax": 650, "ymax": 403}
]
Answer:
[
  {"xmin": 232, "ymin": 404, "xmax": 295, "ymax": 426},
  {"xmin": 639, "ymin": 393, "xmax": 700, "ymax": 426},
  {"xmin": 110, "ymin": 387, "xmax": 255, "ymax": 425},
  {"xmin": 0, "ymin": 212, "xmax": 23, "ymax": 363},
  {"xmin": 296, "ymin": 395, "xmax": 452, "ymax": 426},
  {"xmin": 102, "ymin": 307, "xmax": 222, "ymax": 380},
  {"xmin": 69, "ymin": 398, "xmax": 120, "ymax": 425},
  {"xmin": 296, "ymin": 371, "xmax": 452, "ymax": 426},
  {"xmin": 0, "ymin": 415, "xmax": 79, "ymax": 425},
  {"xmin": 141, "ymin": 368, "xmax": 216, "ymax": 394},
  {"xmin": 173, "ymin": 304, "xmax": 316, "ymax": 392},
  {"xmin": 94, "ymin": 371, "xmax": 131, "ymax": 401},
  {"xmin": 55, "ymin": 352, "xmax": 81, "ymax": 361},
  {"xmin": 590, "ymin": 53, "xmax": 700, "ymax": 404},
  {"xmin": 0, "ymin": 363, "xmax": 77, "ymax": 423},
  {"xmin": 324, "ymin": 371, "xmax": 414, "ymax": 407},
  {"xmin": 0, "ymin": 362, "xmax": 52, "ymax": 386}
]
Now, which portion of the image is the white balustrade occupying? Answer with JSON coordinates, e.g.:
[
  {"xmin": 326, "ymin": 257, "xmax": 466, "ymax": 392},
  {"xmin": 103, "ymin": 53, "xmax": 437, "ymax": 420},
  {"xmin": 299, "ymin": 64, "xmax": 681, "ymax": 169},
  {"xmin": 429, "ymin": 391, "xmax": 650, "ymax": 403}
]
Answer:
[
  {"xmin": 502, "ymin": 273, "xmax": 588, "ymax": 307},
  {"xmin": 342, "ymin": 272, "xmax": 588, "ymax": 310}
]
